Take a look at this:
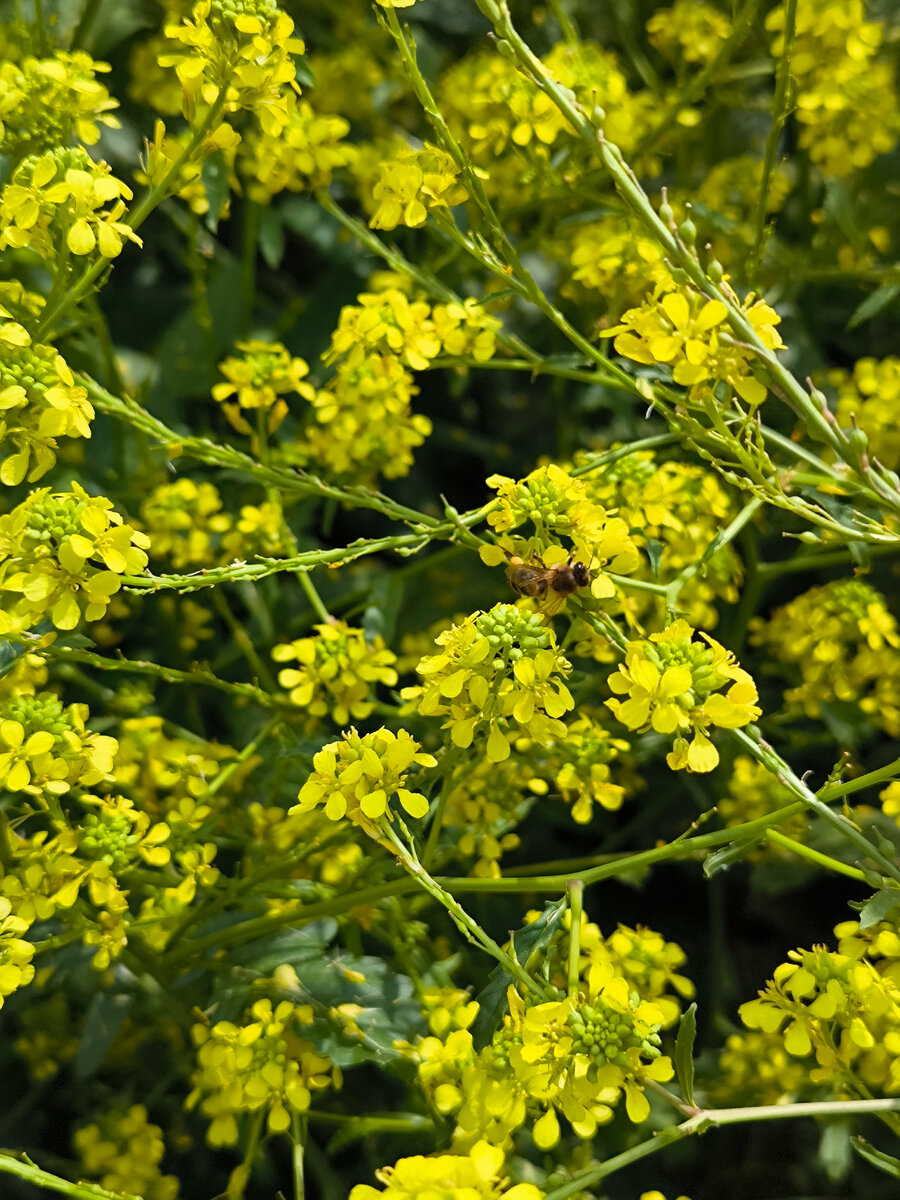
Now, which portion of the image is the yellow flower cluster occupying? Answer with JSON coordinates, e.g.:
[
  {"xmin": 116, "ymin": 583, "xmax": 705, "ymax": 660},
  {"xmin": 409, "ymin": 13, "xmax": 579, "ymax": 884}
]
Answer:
[
  {"xmin": 212, "ymin": 339, "xmax": 315, "ymax": 435},
  {"xmin": 750, "ymin": 578, "xmax": 900, "ymax": 735},
  {"xmin": 139, "ymin": 478, "xmax": 231, "ymax": 567},
  {"xmin": 558, "ymin": 214, "xmax": 669, "ymax": 320},
  {"xmin": 0, "ymin": 484, "xmax": 150, "ymax": 632},
  {"xmin": 767, "ymin": 0, "xmax": 900, "ymax": 176},
  {"xmin": 606, "ymin": 287, "xmax": 784, "ymax": 407},
  {"xmin": 0, "ymin": 896, "xmax": 36, "ymax": 1010},
  {"xmin": 293, "ymin": 728, "xmax": 435, "ymax": 839},
  {"xmin": 239, "ymin": 97, "xmax": 356, "ymax": 199},
  {"xmin": 273, "ymin": 621, "xmax": 399, "ymax": 726},
  {"xmin": 74, "ymin": 1105, "xmax": 178, "ymax": 1200},
  {"xmin": 0, "ymin": 146, "xmax": 141, "ymax": 261},
  {"xmin": 713, "ymin": 1030, "xmax": 813, "ymax": 1106},
  {"xmin": 0, "ymin": 322, "xmax": 94, "ymax": 485},
  {"xmin": 606, "ymin": 619, "xmax": 760, "ymax": 772},
  {"xmin": 187, "ymin": 998, "xmax": 338, "ymax": 1146},
  {"xmin": 350, "ymin": 1141, "xmax": 543, "ymax": 1200},
  {"xmin": 739, "ymin": 941, "xmax": 900, "ymax": 1094},
  {"xmin": 828, "ymin": 357, "xmax": 900, "ymax": 471},
  {"xmin": 483, "ymin": 463, "xmax": 641, "ymax": 603},
  {"xmin": 0, "ymin": 50, "xmax": 120, "ymax": 159},
  {"xmin": 646, "ymin": 0, "xmax": 732, "ymax": 65},
  {"xmin": 370, "ymin": 143, "xmax": 468, "ymax": 231},
  {"xmin": 0, "ymin": 692, "xmax": 117, "ymax": 797},
  {"xmin": 583, "ymin": 451, "xmax": 742, "ymax": 629},
  {"xmin": 407, "ymin": 604, "xmax": 575, "ymax": 763},
  {"xmin": 160, "ymin": 0, "xmax": 305, "ymax": 135}
]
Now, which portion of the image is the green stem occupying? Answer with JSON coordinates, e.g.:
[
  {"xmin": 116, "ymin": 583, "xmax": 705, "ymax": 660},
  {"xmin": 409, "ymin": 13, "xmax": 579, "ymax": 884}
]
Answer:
[
  {"xmin": 765, "ymin": 829, "xmax": 868, "ymax": 882},
  {"xmin": 381, "ymin": 820, "xmax": 551, "ymax": 1002},
  {"xmin": 749, "ymin": 0, "xmax": 797, "ymax": 283},
  {"xmin": 298, "ymin": 572, "xmax": 332, "ymax": 624},
  {"xmin": 210, "ymin": 589, "xmax": 279, "ymax": 692},
  {"xmin": 0, "ymin": 1152, "xmax": 139, "ymax": 1200},
  {"xmin": 291, "ymin": 1111, "xmax": 306, "ymax": 1200},
  {"xmin": 733, "ymin": 728, "xmax": 900, "ymax": 885},
  {"xmin": 566, "ymin": 879, "xmax": 583, "ymax": 999},
  {"xmin": 39, "ymin": 645, "xmax": 280, "ymax": 707}
]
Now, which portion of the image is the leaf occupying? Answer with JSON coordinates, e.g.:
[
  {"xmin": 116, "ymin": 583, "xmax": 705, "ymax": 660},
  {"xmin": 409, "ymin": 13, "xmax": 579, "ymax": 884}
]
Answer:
[
  {"xmin": 75, "ymin": 991, "xmax": 133, "ymax": 1078},
  {"xmin": 673, "ymin": 1002, "xmax": 697, "ymax": 1107},
  {"xmin": 851, "ymin": 1136, "xmax": 900, "ymax": 1179},
  {"xmin": 846, "ymin": 283, "xmax": 900, "ymax": 331},
  {"xmin": 818, "ymin": 1121, "xmax": 851, "ymax": 1183},
  {"xmin": 470, "ymin": 898, "xmax": 566, "ymax": 1051},
  {"xmin": 363, "ymin": 574, "xmax": 405, "ymax": 647},
  {"xmin": 703, "ymin": 838, "xmax": 756, "ymax": 877},
  {"xmin": 201, "ymin": 151, "xmax": 230, "ymax": 234},
  {"xmin": 858, "ymin": 887, "xmax": 900, "ymax": 929},
  {"xmin": 258, "ymin": 206, "xmax": 286, "ymax": 269},
  {"xmin": 644, "ymin": 537, "xmax": 663, "ymax": 580}
]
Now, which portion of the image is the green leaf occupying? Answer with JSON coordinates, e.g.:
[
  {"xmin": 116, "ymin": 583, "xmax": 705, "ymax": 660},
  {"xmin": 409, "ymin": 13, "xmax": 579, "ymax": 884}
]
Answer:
[
  {"xmin": 851, "ymin": 1136, "xmax": 900, "ymax": 1179},
  {"xmin": 673, "ymin": 1002, "xmax": 697, "ymax": 1107},
  {"xmin": 75, "ymin": 991, "xmax": 133, "ymax": 1078},
  {"xmin": 644, "ymin": 537, "xmax": 663, "ymax": 580},
  {"xmin": 201, "ymin": 151, "xmax": 230, "ymax": 234},
  {"xmin": 858, "ymin": 887, "xmax": 900, "ymax": 929},
  {"xmin": 703, "ymin": 838, "xmax": 756, "ymax": 877},
  {"xmin": 818, "ymin": 1121, "xmax": 851, "ymax": 1183},
  {"xmin": 259, "ymin": 206, "xmax": 286, "ymax": 269},
  {"xmin": 470, "ymin": 898, "xmax": 566, "ymax": 1050},
  {"xmin": 363, "ymin": 574, "xmax": 405, "ymax": 647},
  {"xmin": 846, "ymin": 283, "xmax": 900, "ymax": 331}
]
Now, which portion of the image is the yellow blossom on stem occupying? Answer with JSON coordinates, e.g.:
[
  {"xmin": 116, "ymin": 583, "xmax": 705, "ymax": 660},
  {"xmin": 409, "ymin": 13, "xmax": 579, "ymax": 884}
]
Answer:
[
  {"xmin": 74, "ymin": 1104, "xmax": 178, "ymax": 1200},
  {"xmin": 139, "ymin": 478, "xmax": 231, "ymax": 568},
  {"xmin": 0, "ymin": 50, "xmax": 120, "ymax": 160},
  {"xmin": 211, "ymin": 339, "xmax": 315, "ymax": 435},
  {"xmin": 0, "ymin": 322, "xmax": 93, "ymax": 485},
  {"xmin": 161, "ymin": 0, "xmax": 305, "ymax": 135},
  {"xmin": 186, "ymin": 998, "xmax": 339, "ymax": 1146},
  {"xmin": 350, "ymin": 1140, "xmax": 543, "ymax": 1200},
  {"xmin": 273, "ymin": 621, "xmax": 398, "ymax": 727},
  {"xmin": 292, "ymin": 728, "xmax": 435, "ymax": 840},
  {"xmin": 406, "ymin": 604, "xmax": 574, "ymax": 763},
  {"xmin": 0, "ymin": 484, "xmax": 150, "ymax": 633},
  {"xmin": 606, "ymin": 619, "xmax": 760, "ymax": 772}
]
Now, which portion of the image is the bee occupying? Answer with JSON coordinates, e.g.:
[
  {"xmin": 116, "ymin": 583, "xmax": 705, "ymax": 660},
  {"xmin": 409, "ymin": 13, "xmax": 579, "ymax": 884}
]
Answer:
[{"xmin": 505, "ymin": 553, "xmax": 591, "ymax": 615}]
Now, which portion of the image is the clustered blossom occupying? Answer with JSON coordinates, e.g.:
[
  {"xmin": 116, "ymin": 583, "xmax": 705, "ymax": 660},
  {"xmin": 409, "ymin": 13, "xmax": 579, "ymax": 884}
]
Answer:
[
  {"xmin": 419, "ymin": 969, "xmax": 673, "ymax": 1153},
  {"xmin": 582, "ymin": 451, "xmax": 742, "ymax": 631},
  {"xmin": 370, "ymin": 143, "xmax": 469, "ymax": 231},
  {"xmin": 292, "ymin": 728, "xmax": 436, "ymax": 840},
  {"xmin": 718, "ymin": 756, "xmax": 808, "ymax": 853},
  {"xmin": 139, "ymin": 479, "xmax": 231, "ymax": 568},
  {"xmin": 750, "ymin": 579, "xmax": 900, "ymax": 736},
  {"xmin": 239, "ymin": 97, "xmax": 356, "ymax": 199},
  {"xmin": 739, "ymin": 941, "xmax": 900, "ymax": 1095},
  {"xmin": 606, "ymin": 619, "xmax": 761, "ymax": 772},
  {"xmin": 350, "ymin": 1141, "xmax": 544, "ymax": 1200},
  {"xmin": 606, "ymin": 287, "xmax": 784, "ymax": 408},
  {"xmin": 160, "ymin": 0, "xmax": 305, "ymax": 135},
  {"xmin": 646, "ymin": 0, "xmax": 732, "ymax": 65},
  {"xmin": 767, "ymin": 0, "xmax": 900, "ymax": 176},
  {"xmin": 483, "ymin": 464, "xmax": 641, "ymax": 603},
  {"xmin": 406, "ymin": 604, "xmax": 575, "ymax": 763},
  {"xmin": 0, "ymin": 484, "xmax": 150, "ymax": 632},
  {"xmin": 0, "ymin": 50, "xmax": 120, "ymax": 160},
  {"xmin": 0, "ymin": 692, "xmax": 117, "ymax": 796},
  {"xmin": 0, "ymin": 322, "xmax": 94, "ymax": 484},
  {"xmin": 273, "ymin": 621, "xmax": 399, "ymax": 726},
  {"xmin": 560, "ymin": 213, "xmax": 669, "ymax": 319},
  {"xmin": 186, "ymin": 998, "xmax": 339, "ymax": 1146},
  {"xmin": 294, "ymin": 353, "xmax": 431, "ymax": 485},
  {"xmin": 74, "ymin": 1105, "xmax": 178, "ymax": 1200},
  {"xmin": 0, "ymin": 146, "xmax": 140, "ymax": 262},
  {"xmin": 211, "ymin": 339, "xmax": 315, "ymax": 435},
  {"xmin": 828, "ymin": 356, "xmax": 900, "ymax": 471}
]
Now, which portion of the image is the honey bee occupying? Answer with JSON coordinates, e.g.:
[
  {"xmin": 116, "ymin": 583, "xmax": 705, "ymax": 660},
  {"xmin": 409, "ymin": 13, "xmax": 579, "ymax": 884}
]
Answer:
[{"xmin": 505, "ymin": 553, "xmax": 591, "ymax": 615}]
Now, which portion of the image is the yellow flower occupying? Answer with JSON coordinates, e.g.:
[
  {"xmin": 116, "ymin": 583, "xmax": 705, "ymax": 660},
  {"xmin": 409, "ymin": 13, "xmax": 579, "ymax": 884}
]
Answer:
[
  {"xmin": 350, "ymin": 1140, "xmax": 544, "ymax": 1200},
  {"xmin": 293, "ymin": 728, "xmax": 435, "ymax": 840},
  {"xmin": 606, "ymin": 619, "xmax": 760, "ymax": 772}
]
